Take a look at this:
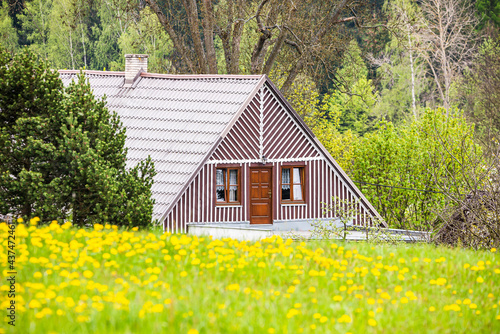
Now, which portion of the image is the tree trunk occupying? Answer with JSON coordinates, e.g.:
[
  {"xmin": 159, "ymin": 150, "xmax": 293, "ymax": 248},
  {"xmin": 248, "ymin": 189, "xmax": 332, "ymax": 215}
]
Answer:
[
  {"xmin": 229, "ymin": 2, "xmax": 245, "ymax": 74},
  {"xmin": 79, "ymin": 17, "xmax": 87, "ymax": 69},
  {"xmin": 69, "ymin": 30, "xmax": 75, "ymax": 70},
  {"xmin": 183, "ymin": 0, "xmax": 208, "ymax": 73},
  {"xmin": 408, "ymin": 25, "xmax": 416, "ymax": 119},
  {"xmin": 262, "ymin": 28, "xmax": 287, "ymax": 75},
  {"xmin": 202, "ymin": 0, "xmax": 217, "ymax": 73}
]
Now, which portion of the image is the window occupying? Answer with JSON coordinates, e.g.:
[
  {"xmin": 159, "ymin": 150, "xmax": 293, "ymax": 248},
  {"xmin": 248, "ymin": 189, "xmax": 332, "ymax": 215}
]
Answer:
[
  {"xmin": 216, "ymin": 168, "xmax": 240, "ymax": 204},
  {"xmin": 281, "ymin": 167, "xmax": 305, "ymax": 202}
]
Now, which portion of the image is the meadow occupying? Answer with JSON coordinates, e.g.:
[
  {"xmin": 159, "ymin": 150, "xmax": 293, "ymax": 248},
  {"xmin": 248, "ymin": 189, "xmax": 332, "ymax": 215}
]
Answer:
[{"xmin": 1, "ymin": 218, "xmax": 499, "ymax": 334}]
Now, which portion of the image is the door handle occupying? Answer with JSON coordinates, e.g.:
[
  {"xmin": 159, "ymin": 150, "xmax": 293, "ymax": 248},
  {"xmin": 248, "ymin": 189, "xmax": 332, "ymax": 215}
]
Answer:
[{"xmin": 268, "ymin": 190, "xmax": 272, "ymax": 199}]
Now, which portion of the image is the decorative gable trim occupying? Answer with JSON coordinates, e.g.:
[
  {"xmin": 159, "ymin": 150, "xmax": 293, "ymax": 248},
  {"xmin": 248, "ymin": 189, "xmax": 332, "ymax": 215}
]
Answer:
[{"xmin": 159, "ymin": 75, "xmax": 267, "ymax": 225}]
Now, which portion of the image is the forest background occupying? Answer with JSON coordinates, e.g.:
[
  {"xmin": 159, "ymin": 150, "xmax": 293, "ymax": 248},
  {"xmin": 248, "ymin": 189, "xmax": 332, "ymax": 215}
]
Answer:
[{"xmin": 1, "ymin": 0, "xmax": 499, "ymax": 240}]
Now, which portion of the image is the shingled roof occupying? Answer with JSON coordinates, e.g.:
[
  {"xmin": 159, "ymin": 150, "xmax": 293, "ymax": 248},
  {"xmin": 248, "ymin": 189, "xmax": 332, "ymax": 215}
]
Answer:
[{"xmin": 59, "ymin": 71, "xmax": 264, "ymax": 221}]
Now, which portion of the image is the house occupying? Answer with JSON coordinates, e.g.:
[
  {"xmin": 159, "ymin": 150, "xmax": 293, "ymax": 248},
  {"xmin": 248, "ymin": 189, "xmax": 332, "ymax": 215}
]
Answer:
[{"xmin": 60, "ymin": 54, "xmax": 385, "ymax": 233}]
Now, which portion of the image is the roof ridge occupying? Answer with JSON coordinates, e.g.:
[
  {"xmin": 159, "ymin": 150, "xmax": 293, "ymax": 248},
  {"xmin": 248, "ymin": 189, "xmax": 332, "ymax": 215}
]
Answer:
[{"xmin": 58, "ymin": 69, "xmax": 263, "ymax": 80}]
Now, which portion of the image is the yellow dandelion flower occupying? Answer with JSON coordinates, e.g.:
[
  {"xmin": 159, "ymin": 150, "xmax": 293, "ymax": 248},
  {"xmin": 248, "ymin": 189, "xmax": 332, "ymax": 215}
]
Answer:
[
  {"xmin": 268, "ymin": 328, "xmax": 275, "ymax": 334},
  {"xmin": 151, "ymin": 304, "xmax": 164, "ymax": 313},
  {"xmin": 77, "ymin": 315, "xmax": 89, "ymax": 323},
  {"xmin": 83, "ymin": 270, "xmax": 93, "ymax": 279},
  {"xmin": 29, "ymin": 300, "xmax": 42, "ymax": 309},
  {"xmin": 368, "ymin": 318, "xmax": 377, "ymax": 326},
  {"xmin": 491, "ymin": 248, "xmax": 497, "ymax": 253},
  {"xmin": 476, "ymin": 277, "xmax": 484, "ymax": 283},
  {"xmin": 33, "ymin": 272, "xmax": 42, "ymax": 278},
  {"xmin": 338, "ymin": 314, "xmax": 352, "ymax": 323}
]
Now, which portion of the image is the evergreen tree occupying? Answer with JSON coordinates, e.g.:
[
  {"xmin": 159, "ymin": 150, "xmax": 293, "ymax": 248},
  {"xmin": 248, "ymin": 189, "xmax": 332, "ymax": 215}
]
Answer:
[
  {"xmin": 0, "ymin": 45, "xmax": 64, "ymax": 218},
  {"xmin": 0, "ymin": 47, "xmax": 156, "ymax": 226},
  {"xmin": 326, "ymin": 40, "xmax": 378, "ymax": 135},
  {"xmin": 0, "ymin": 2, "xmax": 18, "ymax": 52},
  {"xmin": 476, "ymin": 0, "xmax": 500, "ymax": 28},
  {"xmin": 17, "ymin": 0, "xmax": 52, "ymax": 58}
]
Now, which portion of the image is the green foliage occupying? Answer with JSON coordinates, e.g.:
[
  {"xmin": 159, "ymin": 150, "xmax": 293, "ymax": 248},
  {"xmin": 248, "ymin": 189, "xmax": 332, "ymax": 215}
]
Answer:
[
  {"xmin": 17, "ymin": 0, "xmax": 52, "ymax": 59},
  {"xmin": 350, "ymin": 108, "xmax": 482, "ymax": 230},
  {"xmin": 326, "ymin": 40, "xmax": 377, "ymax": 135},
  {"xmin": 374, "ymin": 0, "xmax": 429, "ymax": 124},
  {"xmin": 0, "ymin": 47, "xmax": 155, "ymax": 227},
  {"xmin": 476, "ymin": 0, "xmax": 500, "ymax": 28},
  {"xmin": 373, "ymin": 55, "xmax": 428, "ymax": 124},
  {"xmin": 337, "ymin": 40, "xmax": 369, "ymax": 88},
  {"xmin": 45, "ymin": 0, "xmax": 82, "ymax": 70},
  {"xmin": 0, "ymin": 46, "xmax": 64, "ymax": 219},
  {"xmin": 113, "ymin": 7, "xmax": 173, "ymax": 73},
  {"xmin": 0, "ymin": 2, "xmax": 18, "ymax": 52},
  {"xmin": 326, "ymin": 78, "xmax": 378, "ymax": 135}
]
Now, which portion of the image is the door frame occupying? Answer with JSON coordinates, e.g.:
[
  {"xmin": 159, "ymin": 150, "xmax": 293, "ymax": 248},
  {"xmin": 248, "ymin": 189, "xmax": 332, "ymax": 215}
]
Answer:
[{"xmin": 249, "ymin": 166, "xmax": 273, "ymax": 224}]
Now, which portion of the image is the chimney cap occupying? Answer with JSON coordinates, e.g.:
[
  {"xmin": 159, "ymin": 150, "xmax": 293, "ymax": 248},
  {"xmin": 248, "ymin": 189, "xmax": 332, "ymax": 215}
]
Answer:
[{"xmin": 125, "ymin": 54, "xmax": 149, "ymax": 58}]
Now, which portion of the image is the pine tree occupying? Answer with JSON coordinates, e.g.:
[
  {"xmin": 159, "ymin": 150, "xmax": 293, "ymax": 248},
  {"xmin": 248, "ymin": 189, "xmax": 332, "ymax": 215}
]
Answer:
[
  {"xmin": 326, "ymin": 40, "xmax": 378, "ymax": 135},
  {"xmin": 0, "ymin": 47, "xmax": 156, "ymax": 226}
]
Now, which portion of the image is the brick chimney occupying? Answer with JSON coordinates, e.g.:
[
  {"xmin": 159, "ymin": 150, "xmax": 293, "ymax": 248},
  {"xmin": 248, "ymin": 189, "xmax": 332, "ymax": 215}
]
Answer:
[{"xmin": 124, "ymin": 54, "xmax": 148, "ymax": 88}]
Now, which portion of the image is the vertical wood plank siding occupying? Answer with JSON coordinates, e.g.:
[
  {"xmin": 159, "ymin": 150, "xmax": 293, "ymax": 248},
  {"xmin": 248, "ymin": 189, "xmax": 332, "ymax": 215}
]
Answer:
[{"xmin": 164, "ymin": 84, "xmax": 375, "ymax": 232}]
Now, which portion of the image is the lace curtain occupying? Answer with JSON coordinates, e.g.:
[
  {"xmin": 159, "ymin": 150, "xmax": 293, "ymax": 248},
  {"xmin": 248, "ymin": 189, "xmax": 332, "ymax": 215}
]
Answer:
[
  {"xmin": 216, "ymin": 169, "xmax": 226, "ymax": 201},
  {"xmin": 229, "ymin": 170, "xmax": 238, "ymax": 202}
]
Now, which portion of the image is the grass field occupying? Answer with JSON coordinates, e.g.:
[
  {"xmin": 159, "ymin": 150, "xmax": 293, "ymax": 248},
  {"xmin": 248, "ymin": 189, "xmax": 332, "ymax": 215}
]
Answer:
[{"xmin": 1, "ymin": 219, "xmax": 499, "ymax": 333}]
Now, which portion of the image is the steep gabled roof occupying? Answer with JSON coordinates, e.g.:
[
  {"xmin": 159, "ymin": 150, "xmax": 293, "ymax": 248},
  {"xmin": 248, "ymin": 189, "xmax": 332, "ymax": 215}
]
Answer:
[{"xmin": 60, "ymin": 71, "xmax": 265, "ymax": 221}]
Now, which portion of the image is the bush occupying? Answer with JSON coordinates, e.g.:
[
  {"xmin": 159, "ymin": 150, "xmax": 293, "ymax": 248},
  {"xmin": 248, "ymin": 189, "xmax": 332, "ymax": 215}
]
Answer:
[{"xmin": 349, "ymin": 108, "xmax": 483, "ymax": 230}]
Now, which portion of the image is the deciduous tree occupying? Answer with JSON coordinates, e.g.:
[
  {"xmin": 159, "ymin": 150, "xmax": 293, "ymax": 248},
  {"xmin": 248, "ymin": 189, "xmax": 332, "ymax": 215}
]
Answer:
[{"xmin": 143, "ymin": 0, "xmax": 374, "ymax": 93}]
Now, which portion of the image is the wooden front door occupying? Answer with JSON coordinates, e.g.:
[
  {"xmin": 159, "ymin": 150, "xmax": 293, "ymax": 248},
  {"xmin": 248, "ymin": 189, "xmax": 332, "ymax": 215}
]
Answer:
[{"xmin": 250, "ymin": 167, "xmax": 273, "ymax": 224}]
